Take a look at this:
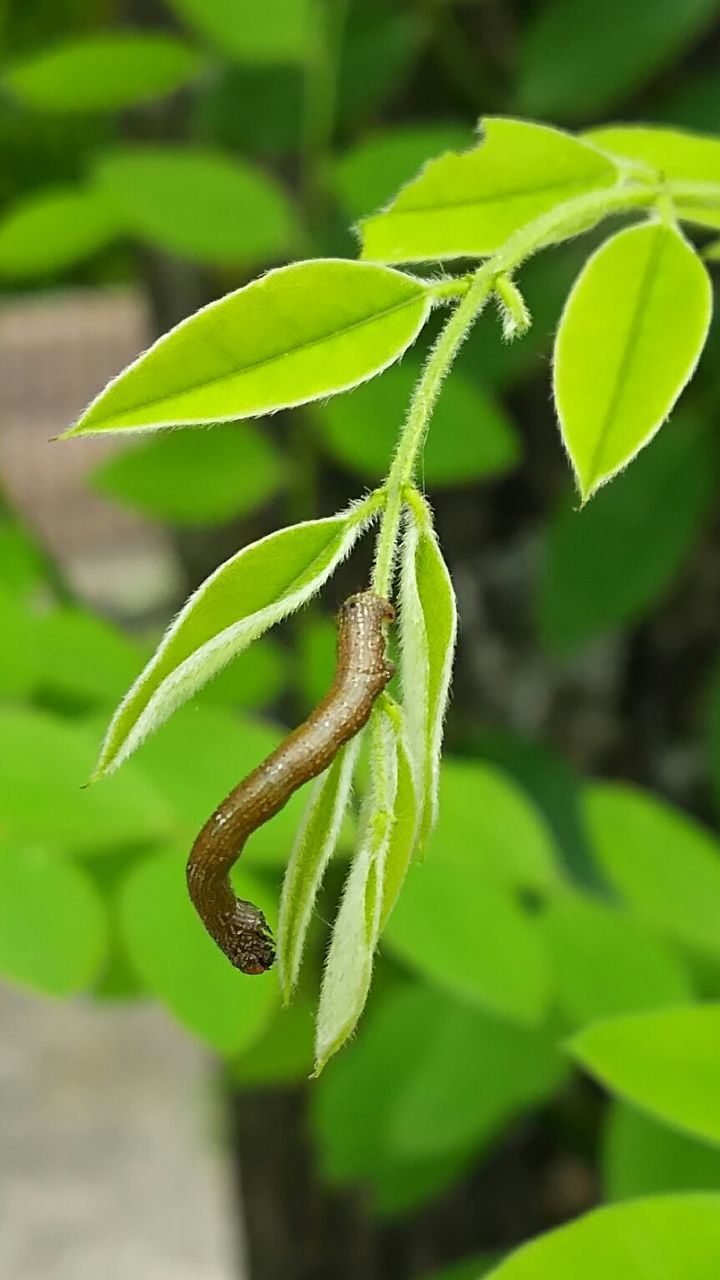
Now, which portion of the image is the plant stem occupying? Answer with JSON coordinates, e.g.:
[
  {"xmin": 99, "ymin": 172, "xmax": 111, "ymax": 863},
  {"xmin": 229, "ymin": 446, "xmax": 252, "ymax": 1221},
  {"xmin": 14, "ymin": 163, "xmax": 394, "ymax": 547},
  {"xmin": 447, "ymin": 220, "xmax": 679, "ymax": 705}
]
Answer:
[{"xmin": 371, "ymin": 180, "xmax": 663, "ymax": 598}]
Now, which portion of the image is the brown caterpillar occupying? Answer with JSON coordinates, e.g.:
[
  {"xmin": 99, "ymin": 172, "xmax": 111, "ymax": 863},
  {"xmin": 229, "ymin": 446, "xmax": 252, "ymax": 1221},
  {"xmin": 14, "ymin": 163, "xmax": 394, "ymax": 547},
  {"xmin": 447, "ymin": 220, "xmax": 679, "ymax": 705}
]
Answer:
[{"xmin": 186, "ymin": 591, "xmax": 395, "ymax": 974}]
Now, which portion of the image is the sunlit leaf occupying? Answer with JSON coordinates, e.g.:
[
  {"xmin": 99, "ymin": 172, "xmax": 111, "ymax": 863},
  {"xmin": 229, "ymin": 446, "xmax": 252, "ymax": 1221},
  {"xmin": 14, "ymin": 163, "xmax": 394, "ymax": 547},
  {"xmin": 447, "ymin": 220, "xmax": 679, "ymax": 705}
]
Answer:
[
  {"xmin": 93, "ymin": 146, "xmax": 297, "ymax": 267},
  {"xmin": 359, "ymin": 117, "xmax": 618, "ymax": 263},
  {"xmin": 64, "ymin": 261, "xmax": 431, "ymax": 437},
  {"xmin": 90, "ymin": 423, "xmax": 285, "ymax": 526},
  {"xmin": 92, "ymin": 505, "xmax": 375, "ymax": 777},
  {"xmin": 0, "ymin": 845, "xmax": 107, "ymax": 995},
  {"xmin": 554, "ymin": 221, "xmax": 711, "ymax": 500},
  {"xmin": 569, "ymin": 1005, "xmax": 720, "ymax": 1147},
  {"xmin": 3, "ymin": 33, "xmax": 204, "ymax": 113},
  {"xmin": 0, "ymin": 185, "xmax": 118, "ymax": 278},
  {"xmin": 586, "ymin": 123, "xmax": 720, "ymax": 230},
  {"xmin": 484, "ymin": 1193, "xmax": 720, "ymax": 1279},
  {"xmin": 120, "ymin": 846, "xmax": 277, "ymax": 1053},
  {"xmin": 334, "ymin": 123, "xmax": 471, "ymax": 221}
]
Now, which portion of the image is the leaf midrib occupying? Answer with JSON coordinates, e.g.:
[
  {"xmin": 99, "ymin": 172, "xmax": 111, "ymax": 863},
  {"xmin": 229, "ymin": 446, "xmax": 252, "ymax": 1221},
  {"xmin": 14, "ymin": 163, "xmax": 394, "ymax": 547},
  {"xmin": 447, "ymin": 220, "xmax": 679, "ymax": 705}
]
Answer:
[{"xmin": 368, "ymin": 173, "xmax": 614, "ymax": 222}]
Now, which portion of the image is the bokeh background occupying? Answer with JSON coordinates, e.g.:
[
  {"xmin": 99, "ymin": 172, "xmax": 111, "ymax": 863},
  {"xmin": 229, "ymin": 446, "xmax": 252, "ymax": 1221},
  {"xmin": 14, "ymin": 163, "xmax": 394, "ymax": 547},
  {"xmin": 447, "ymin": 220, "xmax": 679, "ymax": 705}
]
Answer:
[{"xmin": 3, "ymin": 2, "xmax": 720, "ymax": 1278}]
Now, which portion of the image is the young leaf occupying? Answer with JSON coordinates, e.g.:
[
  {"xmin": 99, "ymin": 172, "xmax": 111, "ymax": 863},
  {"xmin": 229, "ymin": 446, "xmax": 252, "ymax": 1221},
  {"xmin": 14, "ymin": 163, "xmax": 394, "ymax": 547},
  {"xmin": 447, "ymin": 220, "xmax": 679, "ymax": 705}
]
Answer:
[
  {"xmin": 359, "ymin": 117, "xmax": 618, "ymax": 263},
  {"xmin": 314, "ymin": 714, "xmax": 398, "ymax": 1071},
  {"xmin": 167, "ymin": 0, "xmax": 310, "ymax": 65},
  {"xmin": 537, "ymin": 409, "xmax": 716, "ymax": 653},
  {"xmin": 277, "ymin": 736, "xmax": 362, "ymax": 1001},
  {"xmin": 93, "ymin": 146, "xmax": 297, "ymax": 267},
  {"xmin": 120, "ymin": 846, "xmax": 277, "ymax": 1054},
  {"xmin": 554, "ymin": 220, "xmax": 712, "ymax": 501},
  {"xmin": 517, "ymin": 0, "xmax": 720, "ymax": 118},
  {"xmin": 90, "ymin": 423, "xmax": 285, "ymax": 526},
  {"xmin": 400, "ymin": 498, "xmax": 457, "ymax": 848},
  {"xmin": 63, "ymin": 261, "xmax": 431, "ymax": 437},
  {"xmin": 384, "ymin": 860, "xmax": 550, "ymax": 1026},
  {"xmin": 586, "ymin": 123, "xmax": 720, "ymax": 231},
  {"xmin": 334, "ymin": 123, "xmax": 471, "ymax": 221},
  {"xmin": 0, "ymin": 846, "xmax": 107, "ymax": 996},
  {"xmin": 584, "ymin": 783, "xmax": 720, "ymax": 961},
  {"xmin": 604, "ymin": 1102, "xmax": 720, "ymax": 1202},
  {"xmin": 0, "ymin": 186, "xmax": 118, "ymax": 279},
  {"xmin": 92, "ymin": 504, "xmax": 375, "ymax": 778},
  {"xmin": 378, "ymin": 720, "xmax": 419, "ymax": 929},
  {"xmin": 539, "ymin": 892, "xmax": 691, "ymax": 1027},
  {"xmin": 312, "ymin": 357, "xmax": 519, "ymax": 485},
  {"xmin": 568, "ymin": 1005, "xmax": 720, "ymax": 1147},
  {"xmin": 484, "ymin": 1193, "xmax": 720, "ymax": 1280},
  {"xmin": 3, "ymin": 33, "xmax": 204, "ymax": 113}
]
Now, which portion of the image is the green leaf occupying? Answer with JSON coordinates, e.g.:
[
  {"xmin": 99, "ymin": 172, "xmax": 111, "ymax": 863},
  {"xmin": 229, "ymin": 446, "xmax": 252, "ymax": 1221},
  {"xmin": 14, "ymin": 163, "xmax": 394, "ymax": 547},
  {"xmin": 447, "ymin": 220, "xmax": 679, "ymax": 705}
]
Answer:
[
  {"xmin": 554, "ymin": 221, "xmax": 712, "ymax": 501},
  {"xmin": 337, "ymin": 0, "xmax": 426, "ymax": 128},
  {"xmin": 569, "ymin": 1005, "xmax": 720, "ymax": 1147},
  {"xmin": 90, "ymin": 423, "xmax": 285, "ymax": 526},
  {"xmin": 36, "ymin": 607, "xmax": 149, "ymax": 707},
  {"xmin": 538, "ymin": 410, "xmax": 715, "ymax": 652},
  {"xmin": 0, "ymin": 845, "xmax": 106, "ymax": 995},
  {"xmin": 0, "ymin": 708, "xmax": 173, "ymax": 855},
  {"xmin": 229, "ymin": 999, "xmax": 314, "ymax": 1086},
  {"xmin": 384, "ymin": 860, "xmax": 550, "ymax": 1026},
  {"xmin": 0, "ymin": 185, "xmax": 118, "ymax": 278},
  {"xmin": 517, "ymin": 0, "xmax": 720, "ymax": 118},
  {"xmin": 378, "ymin": 722, "xmax": 419, "ymax": 930},
  {"xmin": 64, "ymin": 261, "xmax": 431, "ymax": 437},
  {"xmin": 421, "ymin": 1257, "xmax": 496, "ymax": 1280},
  {"xmin": 604, "ymin": 1102, "xmax": 720, "ymax": 1201},
  {"xmin": 167, "ymin": 0, "xmax": 310, "ymax": 64},
  {"xmin": 278, "ymin": 737, "xmax": 361, "ymax": 1000},
  {"xmin": 424, "ymin": 758, "xmax": 561, "ymax": 896},
  {"xmin": 0, "ymin": 584, "xmax": 40, "ymax": 697},
  {"xmin": 297, "ymin": 615, "xmax": 337, "ymax": 710},
  {"xmin": 400, "ymin": 498, "xmax": 457, "ymax": 850},
  {"xmin": 120, "ymin": 846, "xmax": 277, "ymax": 1053},
  {"xmin": 359, "ymin": 117, "xmax": 618, "ymax": 263},
  {"xmin": 586, "ymin": 124, "xmax": 720, "ymax": 231},
  {"xmin": 3, "ymin": 33, "xmax": 204, "ymax": 113},
  {"xmin": 312, "ymin": 357, "xmax": 519, "ymax": 485},
  {"xmin": 315, "ymin": 713, "xmax": 398, "ymax": 1070},
  {"xmin": 584, "ymin": 783, "xmax": 720, "ymax": 960},
  {"xmin": 540, "ymin": 892, "xmax": 691, "ymax": 1027},
  {"xmin": 388, "ymin": 1000, "xmax": 565, "ymax": 1161},
  {"xmin": 115, "ymin": 704, "xmax": 311, "ymax": 867},
  {"xmin": 92, "ymin": 505, "xmax": 375, "ymax": 777},
  {"xmin": 198, "ymin": 636, "xmax": 286, "ymax": 711},
  {"xmin": 0, "ymin": 516, "xmax": 47, "ymax": 599},
  {"xmin": 93, "ymin": 146, "xmax": 297, "ymax": 268},
  {"xmin": 334, "ymin": 123, "xmax": 472, "ymax": 221},
  {"xmin": 484, "ymin": 1193, "xmax": 720, "ymax": 1279}
]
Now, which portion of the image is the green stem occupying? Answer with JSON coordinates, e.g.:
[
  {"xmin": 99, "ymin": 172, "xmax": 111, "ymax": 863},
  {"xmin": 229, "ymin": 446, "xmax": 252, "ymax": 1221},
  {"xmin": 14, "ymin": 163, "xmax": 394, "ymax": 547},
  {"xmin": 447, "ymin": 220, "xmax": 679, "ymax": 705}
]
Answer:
[{"xmin": 371, "ymin": 180, "xmax": 662, "ymax": 598}]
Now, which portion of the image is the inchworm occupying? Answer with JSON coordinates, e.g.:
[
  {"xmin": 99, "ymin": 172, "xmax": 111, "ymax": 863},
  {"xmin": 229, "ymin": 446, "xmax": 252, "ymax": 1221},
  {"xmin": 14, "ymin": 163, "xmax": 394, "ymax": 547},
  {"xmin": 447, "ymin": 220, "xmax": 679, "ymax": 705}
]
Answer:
[{"xmin": 186, "ymin": 591, "xmax": 395, "ymax": 974}]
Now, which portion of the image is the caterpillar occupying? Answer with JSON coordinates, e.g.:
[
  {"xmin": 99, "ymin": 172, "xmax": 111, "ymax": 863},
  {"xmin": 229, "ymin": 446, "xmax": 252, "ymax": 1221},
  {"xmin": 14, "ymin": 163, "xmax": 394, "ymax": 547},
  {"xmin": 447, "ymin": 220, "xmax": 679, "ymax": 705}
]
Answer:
[{"xmin": 186, "ymin": 591, "xmax": 395, "ymax": 974}]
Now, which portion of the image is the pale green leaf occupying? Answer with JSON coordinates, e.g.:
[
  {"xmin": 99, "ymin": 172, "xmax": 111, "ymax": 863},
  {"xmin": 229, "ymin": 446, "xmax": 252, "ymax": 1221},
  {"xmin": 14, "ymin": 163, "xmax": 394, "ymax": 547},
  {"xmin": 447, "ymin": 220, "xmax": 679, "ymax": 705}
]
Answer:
[
  {"xmin": 120, "ymin": 846, "xmax": 277, "ymax": 1053},
  {"xmin": 312, "ymin": 358, "xmax": 519, "ymax": 484},
  {"xmin": 554, "ymin": 220, "xmax": 712, "ymax": 500},
  {"xmin": 538, "ymin": 410, "xmax": 715, "ymax": 652},
  {"xmin": 379, "ymin": 723, "xmax": 419, "ymax": 929},
  {"xmin": 93, "ymin": 146, "xmax": 297, "ymax": 268},
  {"xmin": 400, "ymin": 498, "xmax": 457, "ymax": 846},
  {"xmin": 334, "ymin": 123, "xmax": 472, "ymax": 221},
  {"xmin": 278, "ymin": 736, "xmax": 361, "ymax": 1000},
  {"xmin": 540, "ymin": 892, "xmax": 691, "ymax": 1027},
  {"xmin": 586, "ymin": 124, "xmax": 720, "ymax": 230},
  {"xmin": 315, "ymin": 714, "xmax": 398, "ymax": 1070},
  {"xmin": 569, "ymin": 1005, "xmax": 720, "ymax": 1147},
  {"xmin": 64, "ymin": 261, "xmax": 431, "ymax": 437},
  {"xmin": 485, "ymin": 1193, "xmax": 720, "ymax": 1279},
  {"xmin": 388, "ymin": 1000, "xmax": 566, "ymax": 1160},
  {"xmin": 0, "ymin": 708, "xmax": 173, "ymax": 854},
  {"xmin": 517, "ymin": 0, "xmax": 720, "ymax": 118},
  {"xmin": 384, "ymin": 860, "xmax": 550, "ymax": 1025},
  {"xmin": 0, "ymin": 845, "xmax": 107, "ymax": 995},
  {"xmin": 167, "ymin": 0, "xmax": 310, "ymax": 64},
  {"xmin": 90, "ymin": 423, "xmax": 285, "ymax": 526},
  {"xmin": 604, "ymin": 1102, "xmax": 720, "ymax": 1201},
  {"xmin": 198, "ymin": 636, "xmax": 286, "ymax": 711},
  {"xmin": 425, "ymin": 758, "xmax": 561, "ymax": 896},
  {"xmin": 3, "ymin": 33, "xmax": 204, "ymax": 113},
  {"xmin": 92, "ymin": 504, "xmax": 374, "ymax": 778},
  {"xmin": 0, "ymin": 185, "xmax": 118, "ymax": 279},
  {"xmin": 584, "ymin": 783, "xmax": 720, "ymax": 960},
  {"xmin": 359, "ymin": 117, "xmax": 618, "ymax": 264}
]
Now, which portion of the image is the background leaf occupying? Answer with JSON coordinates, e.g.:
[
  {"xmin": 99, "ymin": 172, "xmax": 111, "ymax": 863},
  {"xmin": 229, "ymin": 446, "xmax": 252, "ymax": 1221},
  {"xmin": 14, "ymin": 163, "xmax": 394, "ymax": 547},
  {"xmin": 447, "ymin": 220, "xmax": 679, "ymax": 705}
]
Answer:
[
  {"xmin": 604, "ymin": 1101, "xmax": 720, "ymax": 1200},
  {"xmin": 554, "ymin": 220, "xmax": 712, "ymax": 500},
  {"xmin": 0, "ymin": 185, "xmax": 118, "ymax": 278},
  {"xmin": 167, "ymin": 0, "xmax": 310, "ymax": 65},
  {"xmin": 333, "ymin": 123, "xmax": 472, "ymax": 221}
]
